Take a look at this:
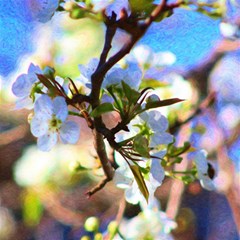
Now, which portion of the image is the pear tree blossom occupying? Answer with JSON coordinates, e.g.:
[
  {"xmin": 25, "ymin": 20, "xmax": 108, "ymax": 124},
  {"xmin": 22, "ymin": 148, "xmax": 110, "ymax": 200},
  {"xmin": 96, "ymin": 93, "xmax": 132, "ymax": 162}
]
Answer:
[
  {"xmin": 30, "ymin": 95, "xmax": 80, "ymax": 151},
  {"xmin": 12, "ymin": 63, "xmax": 43, "ymax": 109},
  {"xmin": 8, "ymin": 1, "xmax": 233, "ymax": 238},
  {"xmin": 192, "ymin": 149, "xmax": 216, "ymax": 191}
]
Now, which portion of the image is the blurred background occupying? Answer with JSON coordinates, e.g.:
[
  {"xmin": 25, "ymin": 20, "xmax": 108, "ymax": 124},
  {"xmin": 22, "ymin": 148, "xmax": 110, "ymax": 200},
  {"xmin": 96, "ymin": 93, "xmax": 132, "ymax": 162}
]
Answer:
[{"xmin": 0, "ymin": 0, "xmax": 240, "ymax": 239}]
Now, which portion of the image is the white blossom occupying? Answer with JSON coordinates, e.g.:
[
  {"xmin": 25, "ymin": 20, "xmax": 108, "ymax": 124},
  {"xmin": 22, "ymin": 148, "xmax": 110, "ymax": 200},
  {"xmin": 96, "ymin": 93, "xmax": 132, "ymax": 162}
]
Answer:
[
  {"xmin": 12, "ymin": 63, "xmax": 42, "ymax": 109},
  {"xmin": 193, "ymin": 150, "xmax": 216, "ymax": 191},
  {"xmin": 31, "ymin": 95, "xmax": 80, "ymax": 151}
]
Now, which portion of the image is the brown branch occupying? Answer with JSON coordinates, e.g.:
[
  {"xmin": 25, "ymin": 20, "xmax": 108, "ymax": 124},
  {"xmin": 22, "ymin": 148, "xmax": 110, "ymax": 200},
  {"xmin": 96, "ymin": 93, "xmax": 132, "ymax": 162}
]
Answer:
[
  {"xmin": 90, "ymin": 0, "xmax": 167, "ymax": 104},
  {"xmin": 85, "ymin": 176, "xmax": 109, "ymax": 197},
  {"xmin": 86, "ymin": 1, "xmax": 168, "ymax": 196}
]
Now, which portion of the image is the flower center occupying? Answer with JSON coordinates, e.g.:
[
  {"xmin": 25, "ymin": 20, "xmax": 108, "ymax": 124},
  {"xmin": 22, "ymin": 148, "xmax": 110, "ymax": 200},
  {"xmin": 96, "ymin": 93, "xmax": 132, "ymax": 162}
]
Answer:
[{"xmin": 49, "ymin": 114, "xmax": 62, "ymax": 132}]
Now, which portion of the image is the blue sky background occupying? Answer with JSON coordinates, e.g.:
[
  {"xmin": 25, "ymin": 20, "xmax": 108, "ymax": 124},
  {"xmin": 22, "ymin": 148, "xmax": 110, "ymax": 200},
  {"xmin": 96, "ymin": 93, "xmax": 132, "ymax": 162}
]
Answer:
[
  {"xmin": 0, "ymin": 0, "xmax": 35, "ymax": 78},
  {"xmin": 0, "ymin": 1, "xmax": 221, "ymax": 79}
]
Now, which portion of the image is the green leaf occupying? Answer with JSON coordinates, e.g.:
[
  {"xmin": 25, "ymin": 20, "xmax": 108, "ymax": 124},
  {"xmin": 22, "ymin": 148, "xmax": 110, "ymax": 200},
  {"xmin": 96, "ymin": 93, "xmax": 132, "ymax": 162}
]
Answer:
[
  {"xmin": 133, "ymin": 135, "xmax": 150, "ymax": 158},
  {"xmin": 129, "ymin": 0, "xmax": 154, "ymax": 15},
  {"xmin": 169, "ymin": 142, "xmax": 191, "ymax": 157},
  {"xmin": 90, "ymin": 102, "xmax": 115, "ymax": 117},
  {"xmin": 145, "ymin": 98, "xmax": 184, "ymax": 110},
  {"xmin": 129, "ymin": 165, "xmax": 149, "ymax": 202},
  {"xmin": 181, "ymin": 175, "xmax": 194, "ymax": 184},
  {"xmin": 121, "ymin": 81, "xmax": 140, "ymax": 106},
  {"xmin": 70, "ymin": 7, "xmax": 86, "ymax": 19},
  {"xmin": 140, "ymin": 79, "xmax": 169, "ymax": 89}
]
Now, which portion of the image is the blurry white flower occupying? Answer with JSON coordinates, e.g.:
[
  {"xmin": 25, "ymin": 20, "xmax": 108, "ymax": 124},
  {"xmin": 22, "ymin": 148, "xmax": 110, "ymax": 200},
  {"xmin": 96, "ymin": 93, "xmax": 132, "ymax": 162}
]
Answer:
[
  {"xmin": 153, "ymin": 51, "xmax": 176, "ymax": 67},
  {"xmin": 116, "ymin": 201, "xmax": 177, "ymax": 239},
  {"xmin": 220, "ymin": 22, "xmax": 240, "ymax": 39}
]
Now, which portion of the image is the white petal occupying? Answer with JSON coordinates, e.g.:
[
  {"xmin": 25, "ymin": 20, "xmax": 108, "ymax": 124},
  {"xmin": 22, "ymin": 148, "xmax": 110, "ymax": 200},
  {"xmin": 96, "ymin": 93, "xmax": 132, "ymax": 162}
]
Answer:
[
  {"xmin": 150, "ymin": 160, "xmax": 165, "ymax": 186},
  {"xmin": 125, "ymin": 181, "xmax": 142, "ymax": 204},
  {"xmin": 28, "ymin": 63, "xmax": 42, "ymax": 75},
  {"xmin": 59, "ymin": 121, "xmax": 80, "ymax": 144},
  {"xmin": 52, "ymin": 96, "xmax": 68, "ymax": 121},
  {"xmin": 199, "ymin": 174, "xmax": 216, "ymax": 191},
  {"xmin": 37, "ymin": 132, "xmax": 58, "ymax": 151},
  {"xmin": 103, "ymin": 67, "xmax": 125, "ymax": 88},
  {"xmin": 12, "ymin": 74, "xmax": 32, "ymax": 98},
  {"xmin": 113, "ymin": 166, "xmax": 133, "ymax": 189},
  {"xmin": 34, "ymin": 95, "xmax": 53, "ymax": 118},
  {"xmin": 193, "ymin": 150, "xmax": 208, "ymax": 174},
  {"xmin": 149, "ymin": 111, "xmax": 169, "ymax": 132},
  {"xmin": 152, "ymin": 150, "xmax": 167, "ymax": 159},
  {"xmin": 125, "ymin": 63, "xmax": 142, "ymax": 89},
  {"xmin": 79, "ymin": 58, "xmax": 99, "ymax": 79},
  {"xmin": 31, "ymin": 115, "xmax": 49, "ymax": 137},
  {"xmin": 15, "ymin": 97, "xmax": 33, "ymax": 110},
  {"xmin": 150, "ymin": 132, "xmax": 173, "ymax": 147}
]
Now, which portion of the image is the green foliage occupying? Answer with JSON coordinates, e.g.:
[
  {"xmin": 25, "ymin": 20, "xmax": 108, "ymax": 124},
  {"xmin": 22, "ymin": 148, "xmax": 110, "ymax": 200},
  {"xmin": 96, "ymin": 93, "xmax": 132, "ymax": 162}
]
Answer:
[
  {"xmin": 121, "ymin": 81, "xmax": 140, "ymax": 106},
  {"xmin": 129, "ymin": 0, "xmax": 155, "ymax": 16},
  {"xmin": 133, "ymin": 135, "xmax": 150, "ymax": 158},
  {"xmin": 129, "ymin": 164, "xmax": 149, "ymax": 202},
  {"xmin": 90, "ymin": 102, "xmax": 115, "ymax": 117},
  {"xmin": 145, "ymin": 97, "xmax": 184, "ymax": 110}
]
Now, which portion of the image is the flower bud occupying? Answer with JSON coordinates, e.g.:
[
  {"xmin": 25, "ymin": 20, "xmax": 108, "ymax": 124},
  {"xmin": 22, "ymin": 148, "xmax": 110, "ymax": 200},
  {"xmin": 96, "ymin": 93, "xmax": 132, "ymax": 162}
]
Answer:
[
  {"xmin": 84, "ymin": 217, "xmax": 99, "ymax": 232},
  {"xmin": 107, "ymin": 221, "xmax": 118, "ymax": 238}
]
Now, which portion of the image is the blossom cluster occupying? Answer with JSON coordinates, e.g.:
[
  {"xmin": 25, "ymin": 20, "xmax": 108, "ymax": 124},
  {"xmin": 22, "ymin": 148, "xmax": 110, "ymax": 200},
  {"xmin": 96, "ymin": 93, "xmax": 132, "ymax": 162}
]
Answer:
[{"xmin": 11, "ymin": 0, "xmax": 218, "ymax": 208}]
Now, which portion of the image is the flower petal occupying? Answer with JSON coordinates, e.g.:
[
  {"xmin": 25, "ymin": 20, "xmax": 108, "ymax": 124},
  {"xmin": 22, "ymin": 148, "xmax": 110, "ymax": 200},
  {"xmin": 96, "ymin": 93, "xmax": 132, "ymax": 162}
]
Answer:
[
  {"xmin": 150, "ymin": 132, "xmax": 173, "ymax": 147},
  {"xmin": 37, "ymin": 132, "xmax": 58, "ymax": 151},
  {"xmin": 12, "ymin": 74, "xmax": 32, "ymax": 98},
  {"xmin": 31, "ymin": 115, "xmax": 49, "ymax": 137},
  {"xmin": 199, "ymin": 174, "xmax": 216, "ymax": 191},
  {"xmin": 150, "ymin": 160, "xmax": 165, "ymax": 186},
  {"xmin": 52, "ymin": 96, "xmax": 68, "ymax": 121},
  {"xmin": 59, "ymin": 121, "xmax": 80, "ymax": 144},
  {"xmin": 125, "ymin": 181, "xmax": 142, "ymax": 205},
  {"xmin": 125, "ymin": 63, "xmax": 142, "ymax": 89},
  {"xmin": 193, "ymin": 150, "xmax": 208, "ymax": 174},
  {"xmin": 34, "ymin": 95, "xmax": 53, "ymax": 118},
  {"xmin": 113, "ymin": 166, "xmax": 133, "ymax": 189},
  {"xmin": 15, "ymin": 97, "xmax": 33, "ymax": 110},
  {"xmin": 28, "ymin": 63, "xmax": 42, "ymax": 75}
]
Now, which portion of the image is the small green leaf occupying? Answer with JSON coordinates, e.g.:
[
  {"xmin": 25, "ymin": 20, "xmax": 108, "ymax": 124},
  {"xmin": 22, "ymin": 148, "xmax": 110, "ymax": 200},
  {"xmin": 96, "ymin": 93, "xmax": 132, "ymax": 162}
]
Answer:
[
  {"xmin": 90, "ymin": 102, "xmax": 115, "ymax": 117},
  {"xmin": 181, "ymin": 175, "xmax": 194, "ymax": 184},
  {"xmin": 129, "ymin": 165, "xmax": 149, "ymax": 202},
  {"xmin": 121, "ymin": 81, "xmax": 140, "ymax": 105},
  {"xmin": 133, "ymin": 135, "xmax": 150, "ymax": 158},
  {"xmin": 169, "ymin": 142, "xmax": 191, "ymax": 157},
  {"xmin": 145, "ymin": 98, "xmax": 184, "ymax": 110},
  {"xmin": 70, "ymin": 7, "xmax": 86, "ymax": 19},
  {"xmin": 129, "ymin": 0, "xmax": 154, "ymax": 15}
]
